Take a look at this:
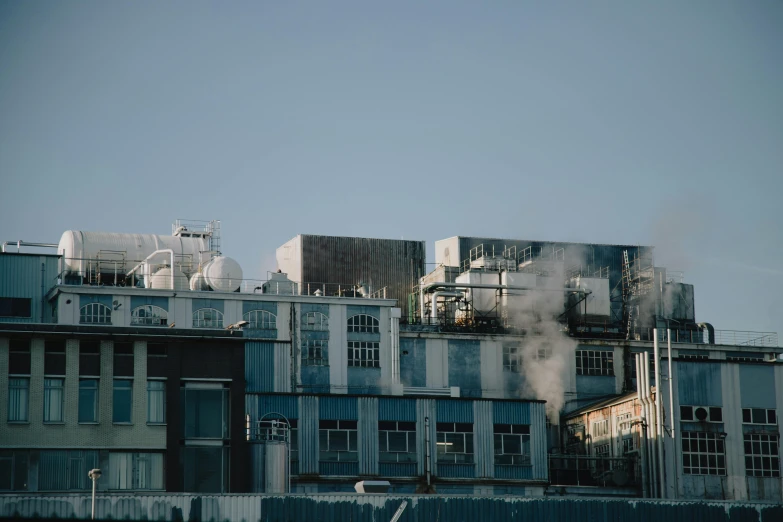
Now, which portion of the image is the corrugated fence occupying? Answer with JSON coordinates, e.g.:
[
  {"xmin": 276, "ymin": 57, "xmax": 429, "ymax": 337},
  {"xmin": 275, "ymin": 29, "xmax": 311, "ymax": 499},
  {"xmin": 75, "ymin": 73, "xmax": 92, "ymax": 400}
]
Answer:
[{"xmin": 1, "ymin": 494, "xmax": 781, "ymax": 522}]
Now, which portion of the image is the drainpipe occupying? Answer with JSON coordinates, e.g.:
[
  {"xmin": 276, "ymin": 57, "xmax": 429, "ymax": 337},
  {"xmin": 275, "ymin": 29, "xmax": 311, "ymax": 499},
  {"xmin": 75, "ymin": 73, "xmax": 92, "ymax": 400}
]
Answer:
[
  {"xmin": 643, "ymin": 352, "xmax": 658, "ymax": 497},
  {"xmin": 654, "ymin": 329, "xmax": 665, "ymax": 498},
  {"xmin": 667, "ymin": 329, "xmax": 677, "ymax": 499},
  {"xmin": 425, "ymin": 416, "xmax": 431, "ymax": 488},
  {"xmin": 636, "ymin": 354, "xmax": 649, "ymax": 498}
]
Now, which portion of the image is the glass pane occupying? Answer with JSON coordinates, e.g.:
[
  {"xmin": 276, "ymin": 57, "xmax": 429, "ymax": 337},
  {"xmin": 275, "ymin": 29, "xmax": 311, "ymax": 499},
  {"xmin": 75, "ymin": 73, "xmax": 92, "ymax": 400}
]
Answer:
[
  {"xmin": 503, "ymin": 435, "xmax": 522, "ymax": 455},
  {"xmin": 752, "ymin": 409, "xmax": 767, "ymax": 424},
  {"xmin": 388, "ymin": 432, "xmax": 408, "ymax": 452},
  {"xmin": 446, "ymin": 433, "xmax": 464, "ymax": 453},
  {"xmin": 330, "ymin": 430, "xmax": 348, "ymax": 451}
]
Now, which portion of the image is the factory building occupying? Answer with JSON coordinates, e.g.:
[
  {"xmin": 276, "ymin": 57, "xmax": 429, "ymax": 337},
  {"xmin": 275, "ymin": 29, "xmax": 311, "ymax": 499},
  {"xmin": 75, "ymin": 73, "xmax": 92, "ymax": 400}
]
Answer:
[{"xmin": 0, "ymin": 222, "xmax": 780, "ymax": 502}]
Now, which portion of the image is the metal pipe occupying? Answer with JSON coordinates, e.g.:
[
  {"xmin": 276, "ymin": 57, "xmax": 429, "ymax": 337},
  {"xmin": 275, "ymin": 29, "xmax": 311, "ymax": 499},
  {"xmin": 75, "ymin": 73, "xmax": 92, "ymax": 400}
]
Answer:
[
  {"xmin": 425, "ymin": 416, "xmax": 431, "ymax": 487},
  {"xmin": 1, "ymin": 240, "xmax": 58, "ymax": 253},
  {"xmin": 643, "ymin": 352, "xmax": 657, "ymax": 497},
  {"xmin": 654, "ymin": 329, "xmax": 665, "ymax": 497},
  {"xmin": 429, "ymin": 291, "xmax": 463, "ymax": 325},
  {"xmin": 667, "ymin": 329, "xmax": 677, "ymax": 499},
  {"xmin": 636, "ymin": 354, "xmax": 649, "ymax": 498},
  {"xmin": 126, "ymin": 249, "xmax": 175, "ymax": 288}
]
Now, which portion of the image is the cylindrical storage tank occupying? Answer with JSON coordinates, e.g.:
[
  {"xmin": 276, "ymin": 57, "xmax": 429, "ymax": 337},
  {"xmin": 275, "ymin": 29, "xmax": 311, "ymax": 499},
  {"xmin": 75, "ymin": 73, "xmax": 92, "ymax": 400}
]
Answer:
[
  {"xmin": 147, "ymin": 266, "xmax": 190, "ymax": 291},
  {"xmin": 250, "ymin": 443, "xmax": 265, "ymax": 493},
  {"xmin": 57, "ymin": 231, "xmax": 210, "ymax": 275},
  {"xmin": 189, "ymin": 272, "xmax": 209, "ymax": 291},
  {"xmin": 264, "ymin": 440, "xmax": 289, "ymax": 494},
  {"xmin": 203, "ymin": 256, "xmax": 243, "ymax": 292}
]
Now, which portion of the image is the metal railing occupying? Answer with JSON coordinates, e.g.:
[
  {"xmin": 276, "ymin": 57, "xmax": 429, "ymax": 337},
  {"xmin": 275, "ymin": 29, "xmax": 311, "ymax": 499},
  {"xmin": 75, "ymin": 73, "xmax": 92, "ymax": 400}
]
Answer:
[{"xmin": 713, "ymin": 329, "xmax": 778, "ymax": 347}]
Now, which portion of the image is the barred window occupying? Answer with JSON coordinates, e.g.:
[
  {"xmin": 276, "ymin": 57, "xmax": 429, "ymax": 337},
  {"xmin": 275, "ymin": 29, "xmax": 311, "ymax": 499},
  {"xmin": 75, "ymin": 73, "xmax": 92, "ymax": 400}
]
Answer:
[
  {"xmin": 378, "ymin": 421, "xmax": 416, "ymax": 463},
  {"xmin": 243, "ymin": 310, "xmax": 276, "ymax": 329},
  {"xmin": 302, "ymin": 312, "xmax": 329, "ymax": 331},
  {"xmin": 348, "ymin": 341, "xmax": 379, "ymax": 368},
  {"xmin": 493, "ymin": 424, "xmax": 530, "ymax": 466},
  {"xmin": 682, "ymin": 432, "xmax": 726, "ymax": 475},
  {"xmin": 436, "ymin": 422, "xmax": 474, "ymax": 464},
  {"xmin": 80, "ymin": 303, "xmax": 111, "ymax": 324},
  {"xmin": 319, "ymin": 420, "xmax": 358, "ymax": 462},
  {"xmin": 576, "ymin": 350, "xmax": 614, "ymax": 376},
  {"xmin": 347, "ymin": 314, "xmax": 379, "ymax": 333},
  {"xmin": 302, "ymin": 339, "xmax": 328, "ymax": 366},
  {"xmin": 503, "ymin": 344, "xmax": 521, "ymax": 372},
  {"xmin": 193, "ymin": 308, "xmax": 223, "ymax": 328},
  {"xmin": 744, "ymin": 433, "xmax": 780, "ymax": 478},
  {"xmin": 131, "ymin": 305, "xmax": 168, "ymax": 326}
]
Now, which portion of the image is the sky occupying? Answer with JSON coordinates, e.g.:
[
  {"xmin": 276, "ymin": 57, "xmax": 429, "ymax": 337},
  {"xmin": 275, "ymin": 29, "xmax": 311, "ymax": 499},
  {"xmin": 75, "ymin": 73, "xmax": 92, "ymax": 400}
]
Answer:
[{"xmin": 1, "ymin": 1, "xmax": 781, "ymax": 337}]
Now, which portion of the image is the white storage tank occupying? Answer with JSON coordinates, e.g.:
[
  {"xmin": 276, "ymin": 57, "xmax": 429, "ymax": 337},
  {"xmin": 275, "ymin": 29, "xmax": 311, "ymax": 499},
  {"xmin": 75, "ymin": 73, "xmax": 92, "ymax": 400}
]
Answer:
[
  {"xmin": 570, "ymin": 276, "xmax": 610, "ymax": 318},
  {"xmin": 147, "ymin": 266, "xmax": 190, "ymax": 291},
  {"xmin": 58, "ymin": 230, "xmax": 210, "ymax": 275},
  {"xmin": 202, "ymin": 256, "xmax": 244, "ymax": 292}
]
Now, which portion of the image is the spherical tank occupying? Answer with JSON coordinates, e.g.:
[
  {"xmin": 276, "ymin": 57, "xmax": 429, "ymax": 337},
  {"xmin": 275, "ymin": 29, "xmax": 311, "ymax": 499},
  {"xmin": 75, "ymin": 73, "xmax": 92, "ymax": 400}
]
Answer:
[
  {"xmin": 147, "ymin": 267, "xmax": 190, "ymax": 291},
  {"xmin": 203, "ymin": 256, "xmax": 243, "ymax": 292},
  {"xmin": 58, "ymin": 230, "xmax": 210, "ymax": 275},
  {"xmin": 189, "ymin": 272, "xmax": 209, "ymax": 291}
]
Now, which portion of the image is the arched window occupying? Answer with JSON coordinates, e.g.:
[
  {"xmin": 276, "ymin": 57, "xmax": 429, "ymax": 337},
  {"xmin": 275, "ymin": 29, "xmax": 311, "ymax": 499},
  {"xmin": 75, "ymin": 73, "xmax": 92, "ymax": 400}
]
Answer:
[
  {"xmin": 131, "ymin": 305, "xmax": 168, "ymax": 326},
  {"xmin": 347, "ymin": 314, "xmax": 379, "ymax": 334},
  {"xmin": 302, "ymin": 312, "xmax": 328, "ymax": 331},
  {"xmin": 193, "ymin": 308, "xmax": 223, "ymax": 329},
  {"xmin": 80, "ymin": 303, "xmax": 112, "ymax": 324},
  {"xmin": 243, "ymin": 310, "xmax": 277, "ymax": 329}
]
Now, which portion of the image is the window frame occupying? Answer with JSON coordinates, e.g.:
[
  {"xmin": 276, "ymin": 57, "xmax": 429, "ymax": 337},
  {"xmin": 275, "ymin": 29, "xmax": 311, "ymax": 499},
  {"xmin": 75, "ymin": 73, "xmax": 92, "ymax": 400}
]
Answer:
[
  {"xmin": 378, "ymin": 421, "xmax": 417, "ymax": 463},
  {"xmin": 78, "ymin": 378, "xmax": 99, "ymax": 423},
  {"xmin": 79, "ymin": 302, "xmax": 112, "ymax": 324},
  {"xmin": 147, "ymin": 379, "xmax": 166, "ymax": 424},
  {"xmin": 502, "ymin": 344, "xmax": 521, "ymax": 372},
  {"xmin": 576, "ymin": 350, "xmax": 614, "ymax": 376},
  {"xmin": 742, "ymin": 408, "xmax": 777, "ymax": 425},
  {"xmin": 131, "ymin": 305, "xmax": 168, "ymax": 326},
  {"xmin": 243, "ymin": 309, "xmax": 277, "ymax": 329},
  {"xmin": 319, "ymin": 420, "xmax": 358, "ymax": 462},
  {"xmin": 347, "ymin": 341, "xmax": 380, "ymax": 368},
  {"xmin": 0, "ymin": 297, "xmax": 32, "ymax": 318},
  {"xmin": 493, "ymin": 423, "xmax": 531, "ymax": 466},
  {"xmin": 436, "ymin": 422, "xmax": 475, "ymax": 464},
  {"xmin": 113, "ymin": 379, "xmax": 133, "ymax": 424},
  {"xmin": 302, "ymin": 339, "xmax": 328, "ymax": 366},
  {"xmin": 108, "ymin": 451, "xmax": 165, "ymax": 490},
  {"xmin": 681, "ymin": 431, "xmax": 726, "ymax": 476},
  {"xmin": 744, "ymin": 433, "xmax": 780, "ymax": 478},
  {"xmin": 193, "ymin": 308, "xmax": 224, "ymax": 329},
  {"xmin": 7, "ymin": 377, "xmax": 29, "ymax": 423},
  {"xmin": 347, "ymin": 314, "xmax": 379, "ymax": 333},
  {"xmin": 302, "ymin": 311, "xmax": 329, "ymax": 331},
  {"xmin": 43, "ymin": 378, "xmax": 64, "ymax": 423}
]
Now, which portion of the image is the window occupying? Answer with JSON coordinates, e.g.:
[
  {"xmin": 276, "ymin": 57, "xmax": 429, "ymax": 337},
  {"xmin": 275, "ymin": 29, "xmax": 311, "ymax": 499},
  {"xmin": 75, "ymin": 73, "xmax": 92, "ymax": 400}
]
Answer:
[
  {"xmin": 592, "ymin": 419, "xmax": 610, "ymax": 438},
  {"xmin": 319, "ymin": 420, "xmax": 358, "ymax": 462},
  {"xmin": 681, "ymin": 354, "xmax": 709, "ymax": 360},
  {"xmin": 44, "ymin": 340, "xmax": 66, "ymax": 375},
  {"xmin": 727, "ymin": 354, "xmax": 764, "ymax": 362},
  {"xmin": 744, "ymin": 434, "xmax": 780, "ymax": 478},
  {"xmin": 79, "ymin": 341, "xmax": 101, "ymax": 376},
  {"xmin": 494, "ymin": 424, "xmax": 530, "ymax": 466},
  {"xmin": 595, "ymin": 443, "xmax": 611, "ymax": 457},
  {"xmin": 503, "ymin": 344, "xmax": 521, "ymax": 371},
  {"xmin": 576, "ymin": 350, "xmax": 614, "ymax": 376},
  {"xmin": 78, "ymin": 379, "xmax": 99, "ymax": 423},
  {"xmin": 348, "ymin": 341, "xmax": 379, "ymax": 368},
  {"xmin": 80, "ymin": 302, "xmax": 111, "ymax": 324},
  {"xmin": 379, "ymin": 421, "xmax": 417, "ymax": 463},
  {"xmin": 43, "ymin": 378, "xmax": 64, "ymax": 423},
  {"xmin": 8, "ymin": 378, "xmax": 29, "ymax": 422},
  {"xmin": 108, "ymin": 452, "xmax": 164, "ymax": 490},
  {"xmin": 147, "ymin": 342, "xmax": 167, "ymax": 378},
  {"xmin": 147, "ymin": 380, "xmax": 166, "ymax": 424},
  {"xmin": 621, "ymin": 437, "xmax": 636, "ymax": 454},
  {"xmin": 181, "ymin": 383, "xmax": 230, "ymax": 439},
  {"xmin": 0, "ymin": 297, "xmax": 32, "ymax": 318},
  {"xmin": 193, "ymin": 308, "xmax": 223, "ymax": 328},
  {"xmin": 113, "ymin": 379, "xmax": 133, "ymax": 423},
  {"xmin": 302, "ymin": 311, "xmax": 329, "ymax": 331},
  {"xmin": 0, "ymin": 450, "xmax": 28, "ymax": 491},
  {"xmin": 113, "ymin": 342, "xmax": 134, "ymax": 377},
  {"xmin": 182, "ymin": 446, "xmax": 229, "ymax": 493},
  {"xmin": 302, "ymin": 339, "xmax": 328, "ymax": 366},
  {"xmin": 243, "ymin": 309, "xmax": 277, "ymax": 329},
  {"xmin": 9, "ymin": 339, "xmax": 31, "ymax": 374},
  {"xmin": 532, "ymin": 346, "xmax": 552, "ymax": 361},
  {"xmin": 347, "ymin": 314, "xmax": 379, "ymax": 333},
  {"xmin": 436, "ymin": 422, "xmax": 474, "ymax": 464},
  {"xmin": 131, "ymin": 305, "xmax": 168, "ymax": 326},
  {"xmin": 289, "ymin": 419, "xmax": 299, "ymax": 463},
  {"xmin": 742, "ymin": 408, "xmax": 777, "ymax": 425},
  {"xmin": 680, "ymin": 405, "xmax": 723, "ymax": 423},
  {"xmin": 38, "ymin": 450, "xmax": 98, "ymax": 490},
  {"xmin": 682, "ymin": 432, "xmax": 726, "ymax": 475}
]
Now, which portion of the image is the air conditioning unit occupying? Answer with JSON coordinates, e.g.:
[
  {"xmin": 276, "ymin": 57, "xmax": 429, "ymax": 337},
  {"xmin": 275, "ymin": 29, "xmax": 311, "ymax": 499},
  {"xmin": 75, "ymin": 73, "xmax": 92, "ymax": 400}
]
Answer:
[{"xmin": 681, "ymin": 405, "xmax": 723, "ymax": 423}]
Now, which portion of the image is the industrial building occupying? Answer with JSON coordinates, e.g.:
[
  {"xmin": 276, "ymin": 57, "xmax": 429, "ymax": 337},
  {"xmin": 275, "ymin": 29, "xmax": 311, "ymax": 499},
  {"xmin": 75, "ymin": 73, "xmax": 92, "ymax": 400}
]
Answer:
[{"xmin": 0, "ymin": 222, "xmax": 780, "ymax": 505}]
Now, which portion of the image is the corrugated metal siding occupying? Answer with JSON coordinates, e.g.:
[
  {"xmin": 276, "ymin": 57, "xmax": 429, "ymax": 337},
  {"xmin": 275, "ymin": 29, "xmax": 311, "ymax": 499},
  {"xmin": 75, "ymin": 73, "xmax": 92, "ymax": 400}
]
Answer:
[
  {"xmin": 495, "ymin": 465, "xmax": 533, "ymax": 480},
  {"xmin": 319, "ymin": 396, "xmax": 358, "ymax": 420},
  {"xmin": 274, "ymin": 342, "xmax": 291, "ymax": 393},
  {"xmin": 299, "ymin": 395, "xmax": 319, "ymax": 474},
  {"xmin": 417, "ymin": 398, "xmax": 437, "ymax": 477},
  {"xmin": 1, "ymin": 494, "xmax": 782, "ymax": 521},
  {"xmin": 379, "ymin": 397, "xmax": 417, "ymax": 421},
  {"xmin": 0, "ymin": 254, "xmax": 60, "ymax": 323},
  {"xmin": 493, "ymin": 401, "xmax": 531, "ymax": 425},
  {"xmin": 300, "ymin": 235, "xmax": 426, "ymax": 318},
  {"xmin": 678, "ymin": 362, "xmax": 723, "ymax": 406},
  {"xmin": 437, "ymin": 399, "xmax": 474, "ymax": 423},
  {"xmin": 379, "ymin": 462, "xmax": 417, "ymax": 477},
  {"xmin": 245, "ymin": 394, "xmax": 299, "ymax": 421},
  {"xmin": 530, "ymin": 402, "xmax": 548, "ymax": 481},
  {"xmin": 438, "ymin": 463, "xmax": 476, "ymax": 478},
  {"xmin": 245, "ymin": 342, "xmax": 275, "ymax": 392},
  {"xmin": 319, "ymin": 461, "xmax": 359, "ymax": 476},
  {"xmin": 474, "ymin": 401, "xmax": 494, "ymax": 478},
  {"xmin": 358, "ymin": 397, "xmax": 379, "ymax": 476}
]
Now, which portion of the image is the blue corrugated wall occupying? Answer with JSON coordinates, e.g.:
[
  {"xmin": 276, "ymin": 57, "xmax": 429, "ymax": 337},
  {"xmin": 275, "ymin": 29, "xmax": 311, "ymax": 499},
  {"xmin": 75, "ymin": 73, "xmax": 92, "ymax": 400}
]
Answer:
[
  {"xmin": 245, "ymin": 341, "xmax": 276, "ymax": 392},
  {"xmin": 678, "ymin": 362, "xmax": 723, "ymax": 406},
  {"xmin": 447, "ymin": 339, "xmax": 481, "ymax": 398},
  {"xmin": 0, "ymin": 254, "xmax": 60, "ymax": 323}
]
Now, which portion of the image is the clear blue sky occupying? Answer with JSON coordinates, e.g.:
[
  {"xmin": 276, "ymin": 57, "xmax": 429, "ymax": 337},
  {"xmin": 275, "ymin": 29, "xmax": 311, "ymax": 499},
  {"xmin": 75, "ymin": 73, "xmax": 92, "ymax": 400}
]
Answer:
[{"xmin": 1, "ymin": 1, "xmax": 781, "ymax": 336}]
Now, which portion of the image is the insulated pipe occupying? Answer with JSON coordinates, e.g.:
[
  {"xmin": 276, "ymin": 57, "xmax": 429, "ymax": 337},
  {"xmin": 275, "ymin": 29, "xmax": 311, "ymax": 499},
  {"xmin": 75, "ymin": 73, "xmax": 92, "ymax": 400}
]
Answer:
[
  {"xmin": 667, "ymin": 329, "xmax": 677, "ymax": 499},
  {"xmin": 429, "ymin": 291, "xmax": 463, "ymax": 325},
  {"xmin": 418, "ymin": 281, "xmax": 590, "ymax": 322},
  {"xmin": 126, "ymin": 249, "xmax": 175, "ymax": 288},
  {"xmin": 654, "ymin": 329, "xmax": 665, "ymax": 498},
  {"xmin": 425, "ymin": 416, "xmax": 431, "ymax": 487},
  {"xmin": 636, "ymin": 354, "xmax": 649, "ymax": 499},
  {"xmin": 643, "ymin": 352, "xmax": 658, "ymax": 497},
  {"xmin": 2, "ymin": 240, "xmax": 59, "ymax": 253}
]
